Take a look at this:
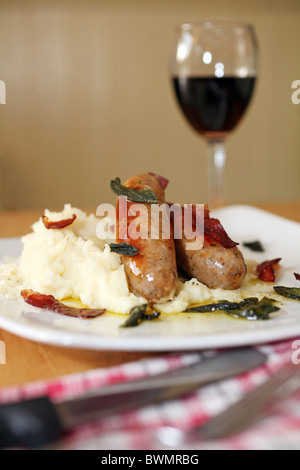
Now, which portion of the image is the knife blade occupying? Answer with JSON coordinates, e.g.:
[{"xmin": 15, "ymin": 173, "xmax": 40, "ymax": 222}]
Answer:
[{"xmin": 0, "ymin": 347, "xmax": 266, "ymax": 449}]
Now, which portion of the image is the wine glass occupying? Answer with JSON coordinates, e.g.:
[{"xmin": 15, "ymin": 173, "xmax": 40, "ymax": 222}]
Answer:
[{"xmin": 170, "ymin": 22, "xmax": 258, "ymax": 209}]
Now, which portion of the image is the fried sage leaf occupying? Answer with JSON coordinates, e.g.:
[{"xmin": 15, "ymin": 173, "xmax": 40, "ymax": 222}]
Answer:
[
  {"xmin": 227, "ymin": 298, "xmax": 279, "ymax": 321},
  {"xmin": 110, "ymin": 177, "xmax": 159, "ymax": 204},
  {"xmin": 243, "ymin": 240, "xmax": 265, "ymax": 252},
  {"xmin": 121, "ymin": 304, "xmax": 160, "ymax": 328},
  {"xmin": 185, "ymin": 297, "xmax": 279, "ymax": 321},
  {"xmin": 274, "ymin": 286, "xmax": 300, "ymax": 300},
  {"xmin": 109, "ymin": 242, "xmax": 139, "ymax": 256},
  {"xmin": 185, "ymin": 298, "xmax": 260, "ymax": 313}
]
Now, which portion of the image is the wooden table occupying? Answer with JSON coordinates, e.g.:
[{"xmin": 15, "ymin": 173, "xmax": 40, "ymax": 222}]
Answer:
[{"xmin": 0, "ymin": 202, "xmax": 299, "ymax": 389}]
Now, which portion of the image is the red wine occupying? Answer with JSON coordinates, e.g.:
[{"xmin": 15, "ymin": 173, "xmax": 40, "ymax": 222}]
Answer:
[{"xmin": 172, "ymin": 76, "xmax": 256, "ymax": 139}]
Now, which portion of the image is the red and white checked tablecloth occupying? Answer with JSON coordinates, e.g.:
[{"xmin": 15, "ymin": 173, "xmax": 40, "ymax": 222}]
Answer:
[{"xmin": 0, "ymin": 338, "xmax": 299, "ymax": 450}]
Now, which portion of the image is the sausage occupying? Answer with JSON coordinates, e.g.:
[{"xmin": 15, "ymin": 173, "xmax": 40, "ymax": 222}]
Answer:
[
  {"xmin": 116, "ymin": 173, "xmax": 178, "ymax": 303},
  {"xmin": 171, "ymin": 205, "xmax": 247, "ymax": 290},
  {"xmin": 175, "ymin": 239, "xmax": 247, "ymax": 290}
]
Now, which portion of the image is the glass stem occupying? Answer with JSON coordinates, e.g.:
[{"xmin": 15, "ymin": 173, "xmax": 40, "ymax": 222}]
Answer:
[{"xmin": 207, "ymin": 139, "xmax": 226, "ymax": 210}]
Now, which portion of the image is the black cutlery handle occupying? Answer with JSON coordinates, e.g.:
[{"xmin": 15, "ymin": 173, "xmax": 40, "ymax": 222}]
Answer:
[{"xmin": 0, "ymin": 397, "xmax": 63, "ymax": 448}]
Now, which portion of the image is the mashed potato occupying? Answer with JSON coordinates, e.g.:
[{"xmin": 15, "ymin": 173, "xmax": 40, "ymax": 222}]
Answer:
[{"xmin": 0, "ymin": 205, "xmax": 273, "ymax": 315}]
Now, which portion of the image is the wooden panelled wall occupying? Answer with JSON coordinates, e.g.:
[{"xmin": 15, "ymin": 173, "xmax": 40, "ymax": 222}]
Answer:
[{"xmin": 0, "ymin": 0, "xmax": 299, "ymax": 210}]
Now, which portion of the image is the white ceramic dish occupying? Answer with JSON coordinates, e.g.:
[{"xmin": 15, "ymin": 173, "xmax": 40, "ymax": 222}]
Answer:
[{"xmin": 0, "ymin": 205, "xmax": 299, "ymax": 351}]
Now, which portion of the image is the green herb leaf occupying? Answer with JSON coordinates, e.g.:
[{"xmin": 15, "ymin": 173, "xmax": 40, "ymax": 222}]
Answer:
[
  {"xmin": 110, "ymin": 242, "xmax": 139, "ymax": 256},
  {"xmin": 110, "ymin": 177, "xmax": 159, "ymax": 204},
  {"xmin": 227, "ymin": 297, "xmax": 279, "ymax": 321},
  {"xmin": 185, "ymin": 297, "xmax": 279, "ymax": 321},
  {"xmin": 121, "ymin": 304, "xmax": 160, "ymax": 328},
  {"xmin": 243, "ymin": 240, "xmax": 265, "ymax": 252},
  {"xmin": 185, "ymin": 298, "xmax": 260, "ymax": 313},
  {"xmin": 274, "ymin": 286, "xmax": 300, "ymax": 300}
]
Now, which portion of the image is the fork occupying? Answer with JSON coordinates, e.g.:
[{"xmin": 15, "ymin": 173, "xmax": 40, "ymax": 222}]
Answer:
[{"xmin": 157, "ymin": 362, "xmax": 300, "ymax": 448}]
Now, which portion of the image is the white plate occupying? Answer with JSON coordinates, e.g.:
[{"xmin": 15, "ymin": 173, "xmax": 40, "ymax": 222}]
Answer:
[{"xmin": 0, "ymin": 205, "xmax": 299, "ymax": 351}]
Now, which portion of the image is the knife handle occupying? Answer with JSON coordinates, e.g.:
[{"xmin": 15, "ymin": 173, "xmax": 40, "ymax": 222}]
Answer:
[{"xmin": 0, "ymin": 397, "xmax": 63, "ymax": 449}]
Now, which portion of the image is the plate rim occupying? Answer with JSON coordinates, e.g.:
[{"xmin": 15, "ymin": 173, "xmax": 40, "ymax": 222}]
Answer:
[
  {"xmin": 0, "ymin": 311, "xmax": 299, "ymax": 351},
  {"xmin": 0, "ymin": 204, "xmax": 299, "ymax": 351}
]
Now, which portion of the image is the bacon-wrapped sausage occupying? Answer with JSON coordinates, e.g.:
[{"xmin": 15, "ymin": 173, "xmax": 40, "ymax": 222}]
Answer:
[{"xmin": 116, "ymin": 173, "xmax": 178, "ymax": 303}]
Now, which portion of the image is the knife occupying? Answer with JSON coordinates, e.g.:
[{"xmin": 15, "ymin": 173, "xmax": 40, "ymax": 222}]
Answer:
[{"xmin": 0, "ymin": 347, "xmax": 266, "ymax": 449}]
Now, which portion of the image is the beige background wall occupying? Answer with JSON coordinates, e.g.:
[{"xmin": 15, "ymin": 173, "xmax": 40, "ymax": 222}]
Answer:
[{"xmin": 0, "ymin": 0, "xmax": 299, "ymax": 211}]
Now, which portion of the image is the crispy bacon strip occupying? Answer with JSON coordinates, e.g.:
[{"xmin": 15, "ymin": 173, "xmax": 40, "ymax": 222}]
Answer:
[
  {"xmin": 294, "ymin": 273, "xmax": 300, "ymax": 281},
  {"xmin": 168, "ymin": 203, "xmax": 238, "ymax": 249},
  {"xmin": 257, "ymin": 258, "xmax": 282, "ymax": 282},
  {"xmin": 21, "ymin": 290, "xmax": 105, "ymax": 319},
  {"xmin": 42, "ymin": 214, "xmax": 77, "ymax": 230},
  {"xmin": 204, "ymin": 217, "xmax": 238, "ymax": 248},
  {"xmin": 148, "ymin": 172, "xmax": 169, "ymax": 190},
  {"xmin": 192, "ymin": 205, "xmax": 238, "ymax": 249}
]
